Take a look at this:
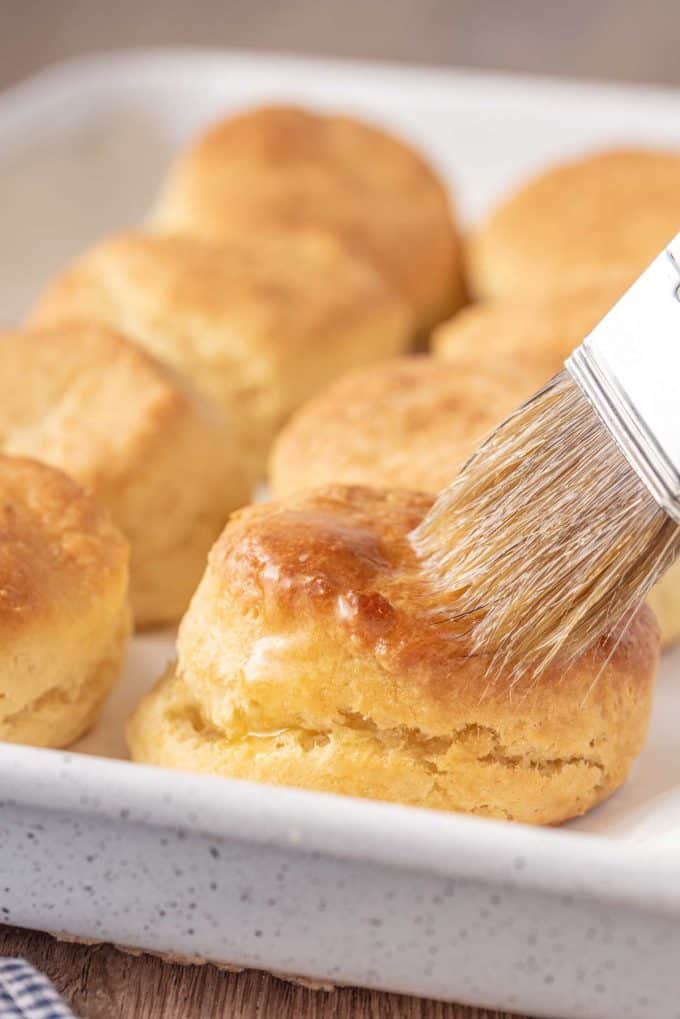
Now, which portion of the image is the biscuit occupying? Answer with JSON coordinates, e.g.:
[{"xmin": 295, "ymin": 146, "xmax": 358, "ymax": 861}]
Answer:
[
  {"xmin": 127, "ymin": 486, "xmax": 659, "ymax": 824},
  {"xmin": 0, "ymin": 325, "xmax": 245, "ymax": 627},
  {"xmin": 150, "ymin": 105, "xmax": 463, "ymax": 332},
  {"xmin": 29, "ymin": 231, "xmax": 412, "ymax": 484},
  {"xmin": 0, "ymin": 455, "xmax": 130, "ymax": 747},
  {"xmin": 468, "ymin": 148, "xmax": 680, "ymax": 298}
]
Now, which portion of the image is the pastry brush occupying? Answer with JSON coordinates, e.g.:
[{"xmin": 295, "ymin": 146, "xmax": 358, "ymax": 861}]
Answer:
[{"xmin": 412, "ymin": 234, "xmax": 680, "ymax": 677}]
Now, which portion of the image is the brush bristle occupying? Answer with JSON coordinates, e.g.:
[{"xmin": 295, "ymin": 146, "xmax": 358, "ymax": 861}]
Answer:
[{"xmin": 411, "ymin": 370, "xmax": 680, "ymax": 677}]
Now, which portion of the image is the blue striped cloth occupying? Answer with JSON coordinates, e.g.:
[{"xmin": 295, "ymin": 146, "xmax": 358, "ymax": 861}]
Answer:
[{"xmin": 0, "ymin": 959, "xmax": 75, "ymax": 1018}]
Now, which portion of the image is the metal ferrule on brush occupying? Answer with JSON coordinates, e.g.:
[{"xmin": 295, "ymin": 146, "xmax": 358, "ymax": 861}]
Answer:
[{"xmin": 566, "ymin": 234, "xmax": 680, "ymax": 525}]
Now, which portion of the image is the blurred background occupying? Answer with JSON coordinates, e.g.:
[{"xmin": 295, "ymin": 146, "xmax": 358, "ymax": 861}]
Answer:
[
  {"xmin": 2, "ymin": 0, "xmax": 680, "ymax": 90},
  {"xmin": 2, "ymin": 0, "xmax": 679, "ymax": 325}
]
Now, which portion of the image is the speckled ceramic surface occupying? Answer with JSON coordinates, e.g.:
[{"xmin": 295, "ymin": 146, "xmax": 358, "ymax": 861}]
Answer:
[{"xmin": 2, "ymin": 52, "xmax": 680, "ymax": 1019}]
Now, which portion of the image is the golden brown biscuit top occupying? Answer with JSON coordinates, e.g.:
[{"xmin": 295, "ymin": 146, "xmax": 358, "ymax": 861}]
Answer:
[
  {"xmin": 270, "ymin": 357, "xmax": 514, "ymax": 495},
  {"xmin": 156, "ymin": 104, "xmax": 451, "ymax": 216},
  {"xmin": 470, "ymin": 148, "xmax": 680, "ymax": 296},
  {"xmin": 151, "ymin": 105, "xmax": 460, "ymax": 330},
  {"xmin": 0, "ymin": 455, "xmax": 128, "ymax": 628},
  {"xmin": 208, "ymin": 484, "xmax": 657, "ymax": 702},
  {"xmin": 29, "ymin": 230, "xmax": 409, "ymax": 364},
  {"xmin": 177, "ymin": 106, "xmax": 446, "ymax": 190},
  {"xmin": 218, "ymin": 485, "xmax": 422, "ymax": 596}
]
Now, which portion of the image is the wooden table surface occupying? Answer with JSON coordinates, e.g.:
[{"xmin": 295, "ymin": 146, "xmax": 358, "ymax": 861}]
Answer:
[
  {"xmin": 0, "ymin": 924, "xmax": 530, "ymax": 1019},
  {"xmin": 0, "ymin": 3, "xmax": 671, "ymax": 1016}
]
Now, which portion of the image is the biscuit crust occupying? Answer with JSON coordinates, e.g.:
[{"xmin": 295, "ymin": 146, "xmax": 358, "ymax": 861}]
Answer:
[
  {"xmin": 128, "ymin": 486, "xmax": 659, "ymax": 824},
  {"xmin": 270, "ymin": 357, "xmax": 514, "ymax": 495}
]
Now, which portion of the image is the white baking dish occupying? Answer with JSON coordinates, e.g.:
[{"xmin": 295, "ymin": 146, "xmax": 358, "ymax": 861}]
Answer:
[{"xmin": 1, "ymin": 49, "xmax": 680, "ymax": 1019}]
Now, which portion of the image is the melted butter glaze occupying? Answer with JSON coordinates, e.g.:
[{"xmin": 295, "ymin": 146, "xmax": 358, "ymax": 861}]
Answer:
[{"xmin": 211, "ymin": 486, "xmax": 486, "ymax": 684}]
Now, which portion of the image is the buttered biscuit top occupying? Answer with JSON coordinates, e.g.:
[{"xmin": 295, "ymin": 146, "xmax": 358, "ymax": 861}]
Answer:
[{"xmin": 128, "ymin": 485, "xmax": 659, "ymax": 825}]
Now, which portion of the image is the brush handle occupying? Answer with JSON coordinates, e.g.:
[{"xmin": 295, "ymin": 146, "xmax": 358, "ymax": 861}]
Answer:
[{"xmin": 566, "ymin": 233, "xmax": 680, "ymax": 523}]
